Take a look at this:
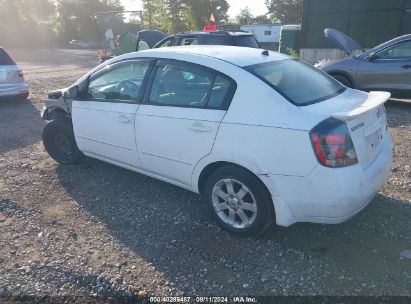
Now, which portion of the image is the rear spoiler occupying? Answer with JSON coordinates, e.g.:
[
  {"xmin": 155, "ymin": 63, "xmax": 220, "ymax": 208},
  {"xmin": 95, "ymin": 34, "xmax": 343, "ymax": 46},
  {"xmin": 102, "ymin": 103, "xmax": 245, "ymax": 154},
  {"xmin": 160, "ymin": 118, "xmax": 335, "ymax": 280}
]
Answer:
[{"xmin": 331, "ymin": 91, "xmax": 391, "ymax": 121}]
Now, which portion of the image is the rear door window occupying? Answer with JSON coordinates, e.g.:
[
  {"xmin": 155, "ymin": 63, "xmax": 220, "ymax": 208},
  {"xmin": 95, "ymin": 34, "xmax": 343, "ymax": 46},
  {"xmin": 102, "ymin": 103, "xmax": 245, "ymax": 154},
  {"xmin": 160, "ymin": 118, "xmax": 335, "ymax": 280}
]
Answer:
[
  {"xmin": 148, "ymin": 61, "xmax": 236, "ymax": 110},
  {"xmin": 0, "ymin": 49, "xmax": 15, "ymax": 65},
  {"xmin": 246, "ymin": 59, "xmax": 345, "ymax": 105},
  {"xmin": 149, "ymin": 62, "xmax": 213, "ymax": 107}
]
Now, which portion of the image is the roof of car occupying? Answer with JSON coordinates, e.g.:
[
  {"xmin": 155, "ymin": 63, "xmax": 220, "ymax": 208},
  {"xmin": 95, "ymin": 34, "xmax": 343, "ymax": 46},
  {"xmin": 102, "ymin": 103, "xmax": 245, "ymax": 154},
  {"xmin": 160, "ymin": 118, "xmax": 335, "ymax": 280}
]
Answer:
[
  {"xmin": 122, "ymin": 45, "xmax": 289, "ymax": 67},
  {"xmin": 175, "ymin": 30, "xmax": 253, "ymax": 37}
]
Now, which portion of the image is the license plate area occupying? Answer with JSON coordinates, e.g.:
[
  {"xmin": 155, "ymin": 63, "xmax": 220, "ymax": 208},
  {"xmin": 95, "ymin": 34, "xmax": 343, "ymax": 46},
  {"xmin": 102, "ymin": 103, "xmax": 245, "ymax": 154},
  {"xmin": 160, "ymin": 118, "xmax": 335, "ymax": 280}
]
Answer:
[{"xmin": 366, "ymin": 127, "xmax": 383, "ymax": 151}]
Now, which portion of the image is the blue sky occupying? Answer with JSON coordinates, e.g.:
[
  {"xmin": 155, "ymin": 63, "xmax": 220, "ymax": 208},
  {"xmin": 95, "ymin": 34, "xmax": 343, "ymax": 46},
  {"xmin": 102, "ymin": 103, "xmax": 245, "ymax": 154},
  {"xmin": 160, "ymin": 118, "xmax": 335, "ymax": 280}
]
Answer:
[{"xmin": 120, "ymin": 0, "xmax": 268, "ymax": 19}]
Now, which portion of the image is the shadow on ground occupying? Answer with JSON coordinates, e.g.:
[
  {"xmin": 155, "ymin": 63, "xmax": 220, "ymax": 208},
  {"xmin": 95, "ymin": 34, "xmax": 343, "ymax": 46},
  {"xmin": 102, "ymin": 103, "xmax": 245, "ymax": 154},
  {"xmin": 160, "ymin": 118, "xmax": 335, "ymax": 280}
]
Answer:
[
  {"xmin": 10, "ymin": 48, "xmax": 98, "ymax": 70},
  {"xmin": 0, "ymin": 98, "xmax": 43, "ymax": 154},
  {"xmin": 55, "ymin": 159, "xmax": 411, "ymax": 295}
]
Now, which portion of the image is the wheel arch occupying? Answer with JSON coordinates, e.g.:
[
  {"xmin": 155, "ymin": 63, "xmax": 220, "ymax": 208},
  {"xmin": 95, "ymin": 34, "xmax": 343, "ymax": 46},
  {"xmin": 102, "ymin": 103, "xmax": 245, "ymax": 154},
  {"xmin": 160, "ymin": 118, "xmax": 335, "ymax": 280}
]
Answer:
[
  {"xmin": 328, "ymin": 70, "xmax": 355, "ymax": 87},
  {"xmin": 193, "ymin": 156, "xmax": 298, "ymax": 227},
  {"xmin": 195, "ymin": 159, "xmax": 270, "ymax": 195}
]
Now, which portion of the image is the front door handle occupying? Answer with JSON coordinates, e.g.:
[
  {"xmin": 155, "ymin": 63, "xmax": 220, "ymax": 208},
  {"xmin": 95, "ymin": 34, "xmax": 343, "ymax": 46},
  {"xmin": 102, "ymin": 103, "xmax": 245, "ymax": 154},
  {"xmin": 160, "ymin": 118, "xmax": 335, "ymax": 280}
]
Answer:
[
  {"xmin": 117, "ymin": 114, "xmax": 132, "ymax": 124},
  {"xmin": 189, "ymin": 121, "xmax": 212, "ymax": 133},
  {"xmin": 401, "ymin": 64, "xmax": 411, "ymax": 69}
]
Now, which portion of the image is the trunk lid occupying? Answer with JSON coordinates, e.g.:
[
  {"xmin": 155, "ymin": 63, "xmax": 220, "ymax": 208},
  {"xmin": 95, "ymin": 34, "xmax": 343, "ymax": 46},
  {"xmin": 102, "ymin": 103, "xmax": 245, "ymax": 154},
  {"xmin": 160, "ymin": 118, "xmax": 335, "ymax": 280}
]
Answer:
[
  {"xmin": 0, "ymin": 65, "xmax": 21, "ymax": 84},
  {"xmin": 301, "ymin": 89, "xmax": 391, "ymax": 168}
]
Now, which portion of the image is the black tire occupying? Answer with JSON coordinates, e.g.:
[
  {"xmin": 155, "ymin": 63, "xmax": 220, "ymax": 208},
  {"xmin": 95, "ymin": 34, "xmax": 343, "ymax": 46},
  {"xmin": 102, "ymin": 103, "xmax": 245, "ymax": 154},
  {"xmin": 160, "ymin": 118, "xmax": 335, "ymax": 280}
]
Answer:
[
  {"xmin": 333, "ymin": 74, "xmax": 352, "ymax": 88},
  {"xmin": 42, "ymin": 119, "xmax": 84, "ymax": 164},
  {"xmin": 203, "ymin": 165, "xmax": 275, "ymax": 237}
]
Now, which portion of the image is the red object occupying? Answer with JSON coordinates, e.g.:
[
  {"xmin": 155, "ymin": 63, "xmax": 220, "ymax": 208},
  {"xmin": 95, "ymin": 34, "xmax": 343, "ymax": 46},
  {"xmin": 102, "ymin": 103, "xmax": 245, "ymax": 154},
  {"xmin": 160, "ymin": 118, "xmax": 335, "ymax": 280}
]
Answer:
[
  {"xmin": 310, "ymin": 120, "xmax": 358, "ymax": 168},
  {"xmin": 210, "ymin": 13, "xmax": 215, "ymax": 23},
  {"xmin": 203, "ymin": 24, "xmax": 217, "ymax": 31}
]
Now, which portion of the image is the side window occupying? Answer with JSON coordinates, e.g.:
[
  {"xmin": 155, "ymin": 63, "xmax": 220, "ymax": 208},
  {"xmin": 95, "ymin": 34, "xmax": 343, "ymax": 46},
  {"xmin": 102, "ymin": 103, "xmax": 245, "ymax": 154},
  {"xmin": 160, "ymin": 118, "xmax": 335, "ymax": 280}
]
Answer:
[
  {"xmin": 181, "ymin": 37, "xmax": 198, "ymax": 46},
  {"xmin": 170, "ymin": 37, "xmax": 180, "ymax": 46},
  {"xmin": 149, "ymin": 62, "xmax": 213, "ymax": 107},
  {"xmin": 88, "ymin": 61, "xmax": 150, "ymax": 102},
  {"xmin": 157, "ymin": 38, "xmax": 172, "ymax": 48},
  {"xmin": 202, "ymin": 36, "xmax": 227, "ymax": 45},
  {"xmin": 377, "ymin": 40, "xmax": 411, "ymax": 59},
  {"xmin": 208, "ymin": 75, "xmax": 235, "ymax": 109}
]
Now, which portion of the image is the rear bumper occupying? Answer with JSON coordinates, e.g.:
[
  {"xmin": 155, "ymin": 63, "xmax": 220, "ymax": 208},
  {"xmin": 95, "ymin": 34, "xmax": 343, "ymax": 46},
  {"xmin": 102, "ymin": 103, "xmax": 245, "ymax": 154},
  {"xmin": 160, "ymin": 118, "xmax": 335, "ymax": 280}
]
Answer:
[
  {"xmin": 265, "ymin": 134, "xmax": 393, "ymax": 227},
  {"xmin": 0, "ymin": 83, "xmax": 29, "ymax": 97}
]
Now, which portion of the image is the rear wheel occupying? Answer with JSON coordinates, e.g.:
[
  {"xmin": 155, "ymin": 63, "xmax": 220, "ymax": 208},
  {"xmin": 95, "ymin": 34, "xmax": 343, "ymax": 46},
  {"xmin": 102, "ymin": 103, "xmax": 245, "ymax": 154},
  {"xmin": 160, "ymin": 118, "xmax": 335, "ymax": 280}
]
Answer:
[
  {"xmin": 203, "ymin": 165, "xmax": 274, "ymax": 237},
  {"xmin": 42, "ymin": 119, "xmax": 84, "ymax": 164},
  {"xmin": 332, "ymin": 74, "xmax": 352, "ymax": 88}
]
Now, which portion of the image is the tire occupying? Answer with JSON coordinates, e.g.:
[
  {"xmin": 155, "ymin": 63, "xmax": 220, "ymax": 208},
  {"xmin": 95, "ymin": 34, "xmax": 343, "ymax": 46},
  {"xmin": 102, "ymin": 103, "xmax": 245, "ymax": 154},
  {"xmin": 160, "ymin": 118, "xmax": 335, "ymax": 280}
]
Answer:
[
  {"xmin": 333, "ymin": 74, "xmax": 352, "ymax": 88},
  {"xmin": 203, "ymin": 165, "xmax": 275, "ymax": 237},
  {"xmin": 19, "ymin": 92, "xmax": 29, "ymax": 100},
  {"xmin": 42, "ymin": 119, "xmax": 84, "ymax": 164}
]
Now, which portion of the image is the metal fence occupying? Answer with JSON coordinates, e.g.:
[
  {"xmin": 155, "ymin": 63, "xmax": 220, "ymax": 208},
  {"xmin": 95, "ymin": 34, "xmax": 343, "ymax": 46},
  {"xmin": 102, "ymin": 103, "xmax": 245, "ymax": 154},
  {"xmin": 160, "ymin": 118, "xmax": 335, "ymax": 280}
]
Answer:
[{"xmin": 301, "ymin": 0, "xmax": 411, "ymax": 49}]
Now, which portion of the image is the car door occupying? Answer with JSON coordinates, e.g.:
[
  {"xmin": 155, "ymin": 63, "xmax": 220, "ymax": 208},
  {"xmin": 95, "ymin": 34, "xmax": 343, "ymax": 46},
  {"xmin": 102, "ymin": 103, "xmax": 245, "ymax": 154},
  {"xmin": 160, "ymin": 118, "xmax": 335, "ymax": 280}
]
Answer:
[
  {"xmin": 356, "ymin": 40, "xmax": 411, "ymax": 92},
  {"xmin": 72, "ymin": 59, "xmax": 152, "ymax": 168},
  {"xmin": 135, "ymin": 59, "xmax": 236, "ymax": 186}
]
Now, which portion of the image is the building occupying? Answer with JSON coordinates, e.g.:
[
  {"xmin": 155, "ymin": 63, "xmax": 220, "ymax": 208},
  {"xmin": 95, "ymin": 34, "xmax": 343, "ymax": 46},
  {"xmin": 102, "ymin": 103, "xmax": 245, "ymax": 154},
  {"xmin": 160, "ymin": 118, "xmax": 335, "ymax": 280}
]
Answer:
[
  {"xmin": 240, "ymin": 24, "xmax": 282, "ymax": 50},
  {"xmin": 301, "ymin": 0, "xmax": 411, "ymax": 62}
]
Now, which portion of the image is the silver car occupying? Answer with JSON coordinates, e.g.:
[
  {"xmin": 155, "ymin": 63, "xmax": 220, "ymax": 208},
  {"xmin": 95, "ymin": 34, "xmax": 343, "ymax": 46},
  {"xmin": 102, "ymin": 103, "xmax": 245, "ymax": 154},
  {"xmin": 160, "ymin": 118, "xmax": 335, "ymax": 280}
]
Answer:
[
  {"xmin": 0, "ymin": 47, "xmax": 29, "ymax": 100},
  {"xmin": 316, "ymin": 28, "xmax": 411, "ymax": 98}
]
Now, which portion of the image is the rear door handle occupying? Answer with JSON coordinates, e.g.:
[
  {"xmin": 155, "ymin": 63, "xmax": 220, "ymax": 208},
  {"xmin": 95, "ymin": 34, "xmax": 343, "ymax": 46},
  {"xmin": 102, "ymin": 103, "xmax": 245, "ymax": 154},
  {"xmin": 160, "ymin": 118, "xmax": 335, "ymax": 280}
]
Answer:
[
  {"xmin": 117, "ymin": 114, "xmax": 132, "ymax": 124},
  {"xmin": 401, "ymin": 64, "xmax": 411, "ymax": 69},
  {"xmin": 189, "ymin": 121, "xmax": 212, "ymax": 133}
]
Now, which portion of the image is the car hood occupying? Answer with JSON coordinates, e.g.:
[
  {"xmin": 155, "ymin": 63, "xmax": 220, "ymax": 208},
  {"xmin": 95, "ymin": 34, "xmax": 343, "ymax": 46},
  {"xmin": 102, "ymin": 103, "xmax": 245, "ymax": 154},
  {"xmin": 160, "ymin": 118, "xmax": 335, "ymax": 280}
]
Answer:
[{"xmin": 324, "ymin": 28, "xmax": 363, "ymax": 56}]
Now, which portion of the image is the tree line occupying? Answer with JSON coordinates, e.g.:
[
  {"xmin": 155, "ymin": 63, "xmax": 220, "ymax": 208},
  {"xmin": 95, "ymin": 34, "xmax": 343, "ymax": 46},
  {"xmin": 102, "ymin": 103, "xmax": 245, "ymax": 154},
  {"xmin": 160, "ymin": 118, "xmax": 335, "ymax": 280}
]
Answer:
[{"xmin": 0, "ymin": 0, "xmax": 303, "ymax": 48}]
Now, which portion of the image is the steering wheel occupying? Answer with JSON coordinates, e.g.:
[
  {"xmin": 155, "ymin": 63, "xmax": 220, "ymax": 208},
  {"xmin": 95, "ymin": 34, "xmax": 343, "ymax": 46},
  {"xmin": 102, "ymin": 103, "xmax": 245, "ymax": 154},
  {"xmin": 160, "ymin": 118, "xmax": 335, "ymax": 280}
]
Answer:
[{"xmin": 115, "ymin": 80, "xmax": 139, "ymax": 97}]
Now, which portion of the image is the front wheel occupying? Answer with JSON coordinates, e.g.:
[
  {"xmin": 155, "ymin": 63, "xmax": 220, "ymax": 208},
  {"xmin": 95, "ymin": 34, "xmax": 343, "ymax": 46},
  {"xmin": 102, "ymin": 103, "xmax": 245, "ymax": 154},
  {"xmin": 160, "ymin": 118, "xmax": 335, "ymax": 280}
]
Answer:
[
  {"xmin": 42, "ymin": 119, "xmax": 84, "ymax": 164},
  {"xmin": 203, "ymin": 165, "xmax": 275, "ymax": 237}
]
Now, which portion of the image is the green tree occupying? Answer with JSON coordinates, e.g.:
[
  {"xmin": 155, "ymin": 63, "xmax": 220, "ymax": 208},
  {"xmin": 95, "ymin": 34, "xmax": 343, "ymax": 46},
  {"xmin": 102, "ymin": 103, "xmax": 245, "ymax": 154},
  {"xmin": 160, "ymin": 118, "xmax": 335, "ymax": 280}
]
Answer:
[
  {"xmin": 182, "ymin": 0, "xmax": 229, "ymax": 30},
  {"xmin": 55, "ymin": 0, "xmax": 124, "ymax": 42},
  {"xmin": 166, "ymin": 0, "xmax": 184, "ymax": 33},
  {"xmin": 142, "ymin": 0, "xmax": 156, "ymax": 28},
  {"xmin": 235, "ymin": 7, "xmax": 253, "ymax": 25},
  {"xmin": 265, "ymin": 0, "xmax": 303, "ymax": 24},
  {"xmin": 0, "ymin": 0, "xmax": 56, "ymax": 47},
  {"xmin": 142, "ymin": 0, "xmax": 230, "ymax": 33}
]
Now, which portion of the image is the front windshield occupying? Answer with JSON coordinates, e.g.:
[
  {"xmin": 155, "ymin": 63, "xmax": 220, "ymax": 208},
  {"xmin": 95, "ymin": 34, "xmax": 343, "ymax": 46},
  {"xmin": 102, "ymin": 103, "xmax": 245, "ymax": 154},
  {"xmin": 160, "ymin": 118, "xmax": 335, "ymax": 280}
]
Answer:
[{"xmin": 245, "ymin": 59, "xmax": 346, "ymax": 106}]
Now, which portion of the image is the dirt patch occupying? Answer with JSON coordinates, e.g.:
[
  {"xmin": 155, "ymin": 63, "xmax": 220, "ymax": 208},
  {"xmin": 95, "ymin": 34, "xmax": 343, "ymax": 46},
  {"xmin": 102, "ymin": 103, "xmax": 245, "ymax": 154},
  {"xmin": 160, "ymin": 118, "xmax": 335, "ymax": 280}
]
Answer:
[{"xmin": 0, "ymin": 49, "xmax": 410, "ymax": 302}]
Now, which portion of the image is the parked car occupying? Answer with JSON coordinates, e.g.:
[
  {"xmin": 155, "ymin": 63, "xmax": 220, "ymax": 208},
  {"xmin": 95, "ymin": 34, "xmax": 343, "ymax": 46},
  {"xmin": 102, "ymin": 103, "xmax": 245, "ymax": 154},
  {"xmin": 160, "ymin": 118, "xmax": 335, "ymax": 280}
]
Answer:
[
  {"xmin": 316, "ymin": 28, "xmax": 411, "ymax": 98},
  {"xmin": 98, "ymin": 30, "xmax": 167, "ymax": 63},
  {"xmin": 69, "ymin": 40, "xmax": 92, "ymax": 49},
  {"xmin": 41, "ymin": 46, "xmax": 392, "ymax": 236},
  {"xmin": 154, "ymin": 30, "xmax": 260, "ymax": 49},
  {"xmin": 0, "ymin": 47, "xmax": 29, "ymax": 100}
]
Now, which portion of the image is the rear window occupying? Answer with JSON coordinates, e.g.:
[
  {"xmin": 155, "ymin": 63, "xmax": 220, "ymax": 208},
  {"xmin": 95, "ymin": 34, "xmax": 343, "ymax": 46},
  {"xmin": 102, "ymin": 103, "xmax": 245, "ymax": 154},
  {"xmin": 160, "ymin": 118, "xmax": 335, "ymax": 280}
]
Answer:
[
  {"xmin": 202, "ymin": 36, "xmax": 228, "ymax": 45},
  {"xmin": 233, "ymin": 36, "xmax": 260, "ymax": 48},
  {"xmin": 0, "ymin": 48, "xmax": 15, "ymax": 65},
  {"xmin": 245, "ymin": 59, "xmax": 345, "ymax": 106}
]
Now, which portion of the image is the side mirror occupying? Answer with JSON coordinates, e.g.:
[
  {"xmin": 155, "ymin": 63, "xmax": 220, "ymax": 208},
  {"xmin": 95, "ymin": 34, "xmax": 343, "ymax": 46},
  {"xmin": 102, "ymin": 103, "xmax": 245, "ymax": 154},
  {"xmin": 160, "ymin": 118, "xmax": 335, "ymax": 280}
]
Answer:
[
  {"xmin": 367, "ymin": 52, "xmax": 378, "ymax": 61},
  {"xmin": 64, "ymin": 85, "xmax": 78, "ymax": 99}
]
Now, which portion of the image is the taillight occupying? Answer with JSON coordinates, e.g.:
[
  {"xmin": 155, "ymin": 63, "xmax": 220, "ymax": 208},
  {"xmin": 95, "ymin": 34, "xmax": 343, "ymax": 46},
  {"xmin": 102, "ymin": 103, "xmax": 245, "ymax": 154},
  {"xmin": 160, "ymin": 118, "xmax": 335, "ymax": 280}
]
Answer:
[{"xmin": 310, "ymin": 118, "xmax": 358, "ymax": 168}]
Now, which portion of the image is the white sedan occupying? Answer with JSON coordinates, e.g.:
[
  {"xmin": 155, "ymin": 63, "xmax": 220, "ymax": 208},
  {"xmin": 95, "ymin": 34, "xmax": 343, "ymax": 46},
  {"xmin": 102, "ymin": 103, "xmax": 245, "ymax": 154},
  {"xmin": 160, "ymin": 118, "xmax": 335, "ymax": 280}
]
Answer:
[{"xmin": 41, "ymin": 46, "xmax": 393, "ymax": 236}]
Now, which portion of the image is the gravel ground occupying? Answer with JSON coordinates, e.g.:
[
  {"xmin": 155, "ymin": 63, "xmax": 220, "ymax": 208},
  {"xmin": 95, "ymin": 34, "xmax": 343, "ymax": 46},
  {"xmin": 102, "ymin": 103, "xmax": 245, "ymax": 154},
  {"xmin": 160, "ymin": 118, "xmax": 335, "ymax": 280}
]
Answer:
[{"xmin": 0, "ymin": 49, "xmax": 410, "ymax": 303}]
